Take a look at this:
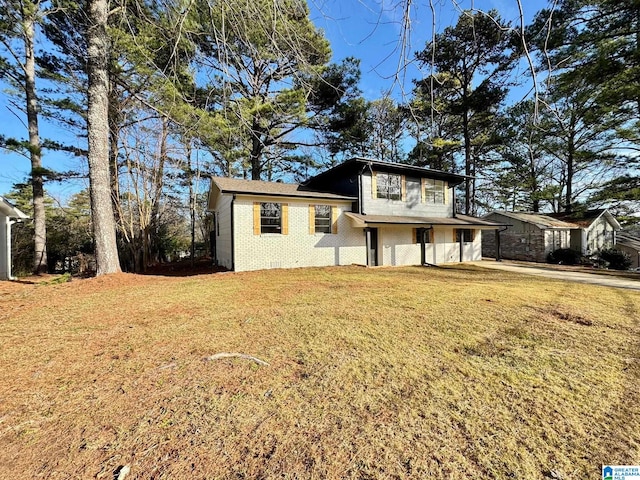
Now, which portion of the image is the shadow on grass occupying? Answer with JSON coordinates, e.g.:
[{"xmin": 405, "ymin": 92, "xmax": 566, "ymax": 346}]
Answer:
[{"xmin": 139, "ymin": 258, "xmax": 229, "ymax": 277}]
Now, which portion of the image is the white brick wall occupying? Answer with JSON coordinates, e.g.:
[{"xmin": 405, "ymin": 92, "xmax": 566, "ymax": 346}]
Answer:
[
  {"xmin": 213, "ymin": 195, "xmax": 233, "ymax": 270},
  {"xmin": 212, "ymin": 192, "xmax": 483, "ymax": 272},
  {"xmin": 376, "ymin": 226, "xmax": 482, "ymax": 267},
  {"xmin": 233, "ymin": 196, "xmax": 366, "ymax": 272},
  {"xmin": 0, "ymin": 216, "xmax": 10, "ymax": 280}
]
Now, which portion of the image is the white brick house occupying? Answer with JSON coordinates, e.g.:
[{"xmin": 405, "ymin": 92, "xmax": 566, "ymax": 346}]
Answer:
[
  {"xmin": 208, "ymin": 158, "xmax": 505, "ymax": 272},
  {"xmin": 1, "ymin": 196, "xmax": 28, "ymax": 280}
]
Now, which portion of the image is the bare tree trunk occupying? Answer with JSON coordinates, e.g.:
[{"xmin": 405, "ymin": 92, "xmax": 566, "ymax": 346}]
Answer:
[
  {"xmin": 150, "ymin": 117, "xmax": 168, "ymax": 264},
  {"xmin": 462, "ymin": 109, "xmax": 472, "ymax": 215},
  {"xmin": 87, "ymin": 0, "xmax": 121, "ymax": 275},
  {"xmin": 22, "ymin": 3, "xmax": 47, "ymax": 274}
]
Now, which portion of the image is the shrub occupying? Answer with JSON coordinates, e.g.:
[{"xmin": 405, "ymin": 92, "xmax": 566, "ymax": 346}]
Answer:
[
  {"xmin": 547, "ymin": 248, "xmax": 583, "ymax": 265},
  {"xmin": 598, "ymin": 248, "xmax": 632, "ymax": 270}
]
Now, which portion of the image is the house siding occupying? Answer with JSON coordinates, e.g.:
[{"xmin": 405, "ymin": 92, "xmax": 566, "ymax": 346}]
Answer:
[
  {"xmin": 376, "ymin": 226, "xmax": 482, "ymax": 266},
  {"xmin": 213, "ymin": 195, "xmax": 233, "ymax": 270},
  {"xmin": 0, "ymin": 216, "xmax": 10, "ymax": 280},
  {"xmin": 585, "ymin": 216, "xmax": 616, "ymax": 253},
  {"xmin": 233, "ymin": 196, "xmax": 365, "ymax": 272},
  {"xmin": 361, "ymin": 171, "xmax": 452, "ymax": 217}
]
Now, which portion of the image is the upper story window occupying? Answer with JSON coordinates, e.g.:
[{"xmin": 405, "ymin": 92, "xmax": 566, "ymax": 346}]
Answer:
[
  {"xmin": 423, "ymin": 179, "xmax": 446, "ymax": 204},
  {"xmin": 375, "ymin": 172, "xmax": 402, "ymax": 200},
  {"xmin": 254, "ymin": 202, "xmax": 288, "ymax": 235}
]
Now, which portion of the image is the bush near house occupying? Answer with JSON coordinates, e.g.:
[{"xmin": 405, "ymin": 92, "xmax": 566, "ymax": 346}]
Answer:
[
  {"xmin": 547, "ymin": 248, "xmax": 583, "ymax": 265},
  {"xmin": 598, "ymin": 248, "xmax": 632, "ymax": 270}
]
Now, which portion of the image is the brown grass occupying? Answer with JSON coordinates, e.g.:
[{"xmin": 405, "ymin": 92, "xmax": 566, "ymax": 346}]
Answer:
[{"xmin": 0, "ymin": 265, "xmax": 638, "ymax": 479}]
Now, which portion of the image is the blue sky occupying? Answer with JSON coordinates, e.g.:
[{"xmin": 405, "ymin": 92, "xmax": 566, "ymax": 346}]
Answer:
[{"xmin": 0, "ymin": 0, "xmax": 548, "ymax": 199}]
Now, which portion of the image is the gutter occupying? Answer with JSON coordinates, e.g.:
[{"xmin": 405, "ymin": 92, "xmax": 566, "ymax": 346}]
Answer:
[{"xmin": 495, "ymin": 225, "xmax": 509, "ymax": 262}]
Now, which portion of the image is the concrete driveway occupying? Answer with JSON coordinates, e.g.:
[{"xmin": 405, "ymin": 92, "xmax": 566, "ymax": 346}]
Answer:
[{"xmin": 469, "ymin": 260, "xmax": 640, "ymax": 291}]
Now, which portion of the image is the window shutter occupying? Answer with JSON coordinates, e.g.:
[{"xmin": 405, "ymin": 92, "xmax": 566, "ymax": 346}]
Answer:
[
  {"xmin": 413, "ymin": 228, "xmax": 418, "ymax": 244},
  {"xmin": 371, "ymin": 172, "xmax": 377, "ymax": 199},
  {"xmin": 401, "ymin": 175, "xmax": 406, "ymax": 201},
  {"xmin": 309, "ymin": 204, "xmax": 315, "ymax": 235},
  {"xmin": 453, "ymin": 229, "xmax": 457, "ymax": 242},
  {"xmin": 470, "ymin": 229, "xmax": 475, "ymax": 242},
  {"xmin": 253, "ymin": 202, "xmax": 261, "ymax": 235},
  {"xmin": 331, "ymin": 206, "xmax": 338, "ymax": 234},
  {"xmin": 444, "ymin": 181, "xmax": 449, "ymax": 205},
  {"xmin": 429, "ymin": 229, "xmax": 434, "ymax": 243},
  {"xmin": 421, "ymin": 178, "xmax": 426, "ymax": 203},
  {"xmin": 281, "ymin": 204, "xmax": 289, "ymax": 235}
]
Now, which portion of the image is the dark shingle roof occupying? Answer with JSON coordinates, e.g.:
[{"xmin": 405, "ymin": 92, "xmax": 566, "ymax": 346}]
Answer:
[
  {"xmin": 617, "ymin": 233, "xmax": 640, "ymax": 252},
  {"xmin": 487, "ymin": 211, "xmax": 577, "ymax": 229}
]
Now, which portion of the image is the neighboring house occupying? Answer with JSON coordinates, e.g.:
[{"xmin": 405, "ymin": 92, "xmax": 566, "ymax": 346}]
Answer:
[
  {"xmin": 617, "ymin": 233, "xmax": 640, "ymax": 269},
  {"xmin": 482, "ymin": 209, "xmax": 621, "ymax": 263},
  {"xmin": 1, "ymin": 196, "xmax": 28, "ymax": 280},
  {"xmin": 548, "ymin": 209, "xmax": 620, "ymax": 254},
  {"xmin": 208, "ymin": 158, "xmax": 504, "ymax": 272}
]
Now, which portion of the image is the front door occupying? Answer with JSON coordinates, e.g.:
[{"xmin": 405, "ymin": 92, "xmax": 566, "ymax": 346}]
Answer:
[{"xmin": 368, "ymin": 228, "xmax": 379, "ymax": 266}]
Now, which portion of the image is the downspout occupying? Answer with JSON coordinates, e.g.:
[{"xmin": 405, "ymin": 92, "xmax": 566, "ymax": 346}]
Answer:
[
  {"xmin": 421, "ymin": 225, "xmax": 437, "ymax": 267},
  {"xmin": 495, "ymin": 226, "xmax": 508, "ymax": 262},
  {"xmin": 451, "ymin": 185, "xmax": 457, "ymax": 218},
  {"xmin": 230, "ymin": 194, "xmax": 236, "ymax": 271}
]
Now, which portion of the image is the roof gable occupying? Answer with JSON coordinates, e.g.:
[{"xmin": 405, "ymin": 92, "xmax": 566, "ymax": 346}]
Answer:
[
  {"xmin": 548, "ymin": 209, "xmax": 621, "ymax": 230},
  {"xmin": 0, "ymin": 197, "xmax": 28, "ymax": 219}
]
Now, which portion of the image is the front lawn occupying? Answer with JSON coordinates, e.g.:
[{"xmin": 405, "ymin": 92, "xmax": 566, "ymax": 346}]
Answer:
[{"xmin": 0, "ymin": 265, "xmax": 638, "ymax": 478}]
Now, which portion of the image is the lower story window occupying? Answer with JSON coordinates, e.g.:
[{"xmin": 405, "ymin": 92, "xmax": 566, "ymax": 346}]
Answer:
[
  {"xmin": 415, "ymin": 228, "xmax": 433, "ymax": 244},
  {"xmin": 261, "ymin": 202, "xmax": 281, "ymax": 234},
  {"xmin": 455, "ymin": 228, "xmax": 474, "ymax": 243},
  {"xmin": 314, "ymin": 205, "xmax": 332, "ymax": 233}
]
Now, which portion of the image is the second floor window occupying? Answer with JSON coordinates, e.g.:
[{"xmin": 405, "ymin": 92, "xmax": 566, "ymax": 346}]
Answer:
[
  {"xmin": 424, "ymin": 179, "xmax": 445, "ymax": 204},
  {"xmin": 261, "ymin": 202, "xmax": 281, "ymax": 234},
  {"xmin": 376, "ymin": 173, "xmax": 402, "ymax": 200}
]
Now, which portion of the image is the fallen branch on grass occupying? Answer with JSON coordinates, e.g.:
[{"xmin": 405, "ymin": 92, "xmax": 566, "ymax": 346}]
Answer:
[{"xmin": 203, "ymin": 353, "xmax": 269, "ymax": 366}]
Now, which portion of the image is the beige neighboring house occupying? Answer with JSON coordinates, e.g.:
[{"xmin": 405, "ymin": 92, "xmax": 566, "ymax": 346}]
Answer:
[
  {"xmin": 482, "ymin": 209, "xmax": 621, "ymax": 263},
  {"xmin": 617, "ymin": 233, "xmax": 640, "ymax": 269},
  {"xmin": 208, "ymin": 158, "xmax": 505, "ymax": 272},
  {"xmin": 1, "ymin": 196, "xmax": 28, "ymax": 280}
]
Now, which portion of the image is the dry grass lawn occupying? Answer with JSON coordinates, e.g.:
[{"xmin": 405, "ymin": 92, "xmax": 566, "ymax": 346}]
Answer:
[{"xmin": 0, "ymin": 265, "xmax": 638, "ymax": 479}]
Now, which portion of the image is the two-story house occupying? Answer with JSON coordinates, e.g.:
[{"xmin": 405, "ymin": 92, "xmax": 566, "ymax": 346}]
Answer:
[{"xmin": 208, "ymin": 158, "xmax": 504, "ymax": 272}]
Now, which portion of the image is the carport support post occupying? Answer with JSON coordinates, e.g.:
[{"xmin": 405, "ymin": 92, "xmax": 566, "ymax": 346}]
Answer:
[
  {"xmin": 365, "ymin": 228, "xmax": 371, "ymax": 267},
  {"xmin": 495, "ymin": 229, "xmax": 502, "ymax": 261}
]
